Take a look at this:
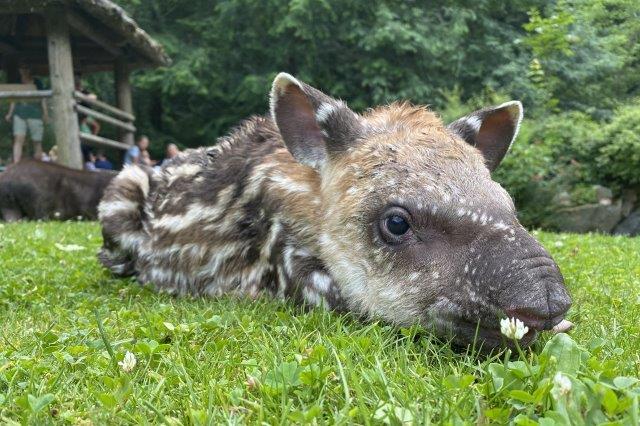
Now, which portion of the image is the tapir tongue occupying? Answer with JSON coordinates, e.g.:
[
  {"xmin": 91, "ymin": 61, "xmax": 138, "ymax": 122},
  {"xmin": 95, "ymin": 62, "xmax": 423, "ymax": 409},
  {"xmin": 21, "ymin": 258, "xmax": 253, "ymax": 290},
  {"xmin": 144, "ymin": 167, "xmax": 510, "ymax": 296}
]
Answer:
[{"xmin": 551, "ymin": 319, "xmax": 574, "ymax": 334}]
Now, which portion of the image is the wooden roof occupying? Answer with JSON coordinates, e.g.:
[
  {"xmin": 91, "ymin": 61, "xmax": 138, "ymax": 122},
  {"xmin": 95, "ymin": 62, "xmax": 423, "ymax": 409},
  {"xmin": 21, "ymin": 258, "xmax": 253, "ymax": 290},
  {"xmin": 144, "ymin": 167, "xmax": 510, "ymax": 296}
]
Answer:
[{"xmin": 0, "ymin": 0, "xmax": 171, "ymax": 75}]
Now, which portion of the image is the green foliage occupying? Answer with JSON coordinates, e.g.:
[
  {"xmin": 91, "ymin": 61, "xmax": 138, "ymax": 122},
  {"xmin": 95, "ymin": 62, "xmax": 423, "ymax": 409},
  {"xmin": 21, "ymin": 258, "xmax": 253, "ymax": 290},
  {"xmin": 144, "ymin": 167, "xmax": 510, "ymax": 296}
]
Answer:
[
  {"xmin": 520, "ymin": 0, "xmax": 640, "ymax": 117},
  {"xmin": 495, "ymin": 111, "xmax": 603, "ymax": 226},
  {"xmin": 113, "ymin": 0, "xmax": 551, "ymax": 147},
  {"xmin": 523, "ymin": 8, "xmax": 575, "ymax": 57},
  {"xmin": 0, "ymin": 222, "xmax": 639, "ymax": 423},
  {"xmin": 597, "ymin": 102, "xmax": 640, "ymax": 188},
  {"xmin": 495, "ymin": 102, "xmax": 640, "ymax": 227}
]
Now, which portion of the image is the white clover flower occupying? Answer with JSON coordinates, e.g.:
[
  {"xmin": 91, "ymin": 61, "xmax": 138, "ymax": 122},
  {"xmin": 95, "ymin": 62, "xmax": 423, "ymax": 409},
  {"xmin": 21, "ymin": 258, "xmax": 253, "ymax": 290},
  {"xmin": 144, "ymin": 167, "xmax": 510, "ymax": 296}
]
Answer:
[
  {"xmin": 500, "ymin": 317, "xmax": 529, "ymax": 340},
  {"xmin": 118, "ymin": 351, "xmax": 137, "ymax": 372},
  {"xmin": 551, "ymin": 372, "xmax": 572, "ymax": 399}
]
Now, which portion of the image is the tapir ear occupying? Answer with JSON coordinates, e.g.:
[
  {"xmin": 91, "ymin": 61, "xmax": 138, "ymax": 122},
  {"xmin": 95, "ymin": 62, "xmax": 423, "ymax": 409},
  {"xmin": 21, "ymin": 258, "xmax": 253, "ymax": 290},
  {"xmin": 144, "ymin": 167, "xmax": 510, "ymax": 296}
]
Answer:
[
  {"xmin": 270, "ymin": 72, "xmax": 362, "ymax": 169},
  {"xmin": 447, "ymin": 101, "xmax": 523, "ymax": 171}
]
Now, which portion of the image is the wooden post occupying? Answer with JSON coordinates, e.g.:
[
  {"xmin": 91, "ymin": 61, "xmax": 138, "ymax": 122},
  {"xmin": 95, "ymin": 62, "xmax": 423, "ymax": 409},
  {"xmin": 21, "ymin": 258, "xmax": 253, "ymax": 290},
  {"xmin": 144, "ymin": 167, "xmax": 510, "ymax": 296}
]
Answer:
[
  {"xmin": 115, "ymin": 57, "xmax": 134, "ymax": 146},
  {"xmin": 45, "ymin": 7, "xmax": 82, "ymax": 169}
]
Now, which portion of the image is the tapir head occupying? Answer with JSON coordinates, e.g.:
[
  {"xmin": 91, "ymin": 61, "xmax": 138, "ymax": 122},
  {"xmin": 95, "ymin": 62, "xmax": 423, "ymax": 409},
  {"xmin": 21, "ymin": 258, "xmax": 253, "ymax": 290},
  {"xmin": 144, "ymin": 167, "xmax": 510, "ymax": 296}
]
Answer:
[{"xmin": 270, "ymin": 73, "xmax": 572, "ymax": 350}]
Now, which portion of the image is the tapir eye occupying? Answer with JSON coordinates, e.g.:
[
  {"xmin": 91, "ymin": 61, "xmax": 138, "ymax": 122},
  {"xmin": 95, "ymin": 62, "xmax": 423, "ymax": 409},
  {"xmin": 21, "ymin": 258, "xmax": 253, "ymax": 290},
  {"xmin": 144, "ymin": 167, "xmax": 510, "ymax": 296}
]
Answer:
[
  {"xmin": 386, "ymin": 215, "xmax": 409, "ymax": 235},
  {"xmin": 379, "ymin": 207, "xmax": 413, "ymax": 244}
]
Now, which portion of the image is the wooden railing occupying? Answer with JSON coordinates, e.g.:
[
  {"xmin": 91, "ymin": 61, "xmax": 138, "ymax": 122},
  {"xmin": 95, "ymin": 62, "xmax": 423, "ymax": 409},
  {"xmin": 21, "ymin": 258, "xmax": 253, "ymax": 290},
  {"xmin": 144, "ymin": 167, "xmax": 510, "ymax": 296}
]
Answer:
[
  {"xmin": 74, "ymin": 90, "xmax": 135, "ymax": 151},
  {"xmin": 0, "ymin": 89, "xmax": 52, "ymax": 100},
  {"xmin": 0, "ymin": 86, "xmax": 134, "ymax": 152}
]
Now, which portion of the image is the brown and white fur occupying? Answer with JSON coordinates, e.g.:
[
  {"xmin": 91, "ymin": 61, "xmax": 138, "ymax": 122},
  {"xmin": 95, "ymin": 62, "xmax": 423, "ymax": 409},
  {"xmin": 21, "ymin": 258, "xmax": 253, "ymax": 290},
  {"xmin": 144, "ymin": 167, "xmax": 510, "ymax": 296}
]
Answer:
[{"xmin": 98, "ymin": 73, "xmax": 571, "ymax": 350}]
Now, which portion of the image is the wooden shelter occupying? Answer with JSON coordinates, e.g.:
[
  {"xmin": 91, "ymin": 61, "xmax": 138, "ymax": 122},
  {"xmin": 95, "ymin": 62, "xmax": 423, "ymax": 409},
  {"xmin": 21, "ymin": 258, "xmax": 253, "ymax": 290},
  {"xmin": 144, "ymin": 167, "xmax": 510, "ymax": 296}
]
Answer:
[{"xmin": 0, "ymin": 0, "xmax": 170, "ymax": 168}]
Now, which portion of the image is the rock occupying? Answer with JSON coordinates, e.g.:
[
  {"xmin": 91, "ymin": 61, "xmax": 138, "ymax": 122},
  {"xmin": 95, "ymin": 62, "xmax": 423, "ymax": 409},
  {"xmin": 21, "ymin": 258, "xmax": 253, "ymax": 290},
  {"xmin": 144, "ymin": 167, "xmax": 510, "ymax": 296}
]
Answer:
[
  {"xmin": 593, "ymin": 185, "xmax": 613, "ymax": 205},
  {"xmin": 548, "ymin": 201, "xmax": 622, "ymax": 233},
  {"xmin": 552, "ymin": 191, "xmax": 572, "ymax": 207},
  {"xmin": 620, "ymin": 189, "xmax": 638, "ymax": 218},
  {"xmin": 613, "ymin": 208, "xmax": 640, "ymax": 236}
]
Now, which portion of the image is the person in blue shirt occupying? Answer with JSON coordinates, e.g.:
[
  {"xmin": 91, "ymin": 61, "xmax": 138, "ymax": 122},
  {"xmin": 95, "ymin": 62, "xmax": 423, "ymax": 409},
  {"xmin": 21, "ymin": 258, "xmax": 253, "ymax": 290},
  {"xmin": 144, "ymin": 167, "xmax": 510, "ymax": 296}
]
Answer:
[
  {"xmin": 123, "ymin": 135, "xmax": 149, "ymax": 166},
  {"xmin": 95, "ymin": 151, "xmax": 114, "ymax": 170}
]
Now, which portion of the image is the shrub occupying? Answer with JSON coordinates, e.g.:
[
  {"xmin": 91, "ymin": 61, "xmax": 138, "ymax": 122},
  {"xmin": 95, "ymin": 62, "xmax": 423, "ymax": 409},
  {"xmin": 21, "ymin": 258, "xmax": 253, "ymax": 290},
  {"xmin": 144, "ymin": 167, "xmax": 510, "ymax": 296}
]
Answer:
[
  {"xmin": 597, "ymin": 102, "xmax": 640, "ymax": 189},
  {"xmin": 495, "ymin": 112, "xmax": 602, "ymax": 227}
]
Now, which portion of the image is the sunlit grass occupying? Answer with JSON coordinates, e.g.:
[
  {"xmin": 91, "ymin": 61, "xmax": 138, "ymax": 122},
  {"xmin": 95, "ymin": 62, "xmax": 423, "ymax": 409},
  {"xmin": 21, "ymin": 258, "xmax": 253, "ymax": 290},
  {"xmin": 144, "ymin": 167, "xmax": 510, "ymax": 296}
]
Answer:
[{"xmin": 0, "ymin": 222, "xmax": 638, "ymax": 424}]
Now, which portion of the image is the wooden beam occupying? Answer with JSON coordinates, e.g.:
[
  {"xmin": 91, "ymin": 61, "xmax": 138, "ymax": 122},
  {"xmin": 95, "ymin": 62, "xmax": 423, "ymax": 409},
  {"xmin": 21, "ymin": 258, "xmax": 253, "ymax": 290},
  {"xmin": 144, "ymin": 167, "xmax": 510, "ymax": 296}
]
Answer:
[
  {"xmin": 79, "ymin": 132, "xmax": 130, "ymax": 150},
  {"xmin": 0, "ymin": 90, "xmax": 52, "ymax": 100},
  {"xmin": 115, "ymin": 57, "xmax": 135, "ymax": 146},
  {"xmin": 76, "ymin": 104, "xmax": 136, "ymax": 133},
  {"xmin": 74, "ymin": 90, "xmax": 134, "ymax": 122},
  {"xmin": 66, "ymin": 10, "xmax": 122, "ymax": 57},
  {"xmin": 46, "ymin": 6, "xmax": 83, "ymax": 170}
]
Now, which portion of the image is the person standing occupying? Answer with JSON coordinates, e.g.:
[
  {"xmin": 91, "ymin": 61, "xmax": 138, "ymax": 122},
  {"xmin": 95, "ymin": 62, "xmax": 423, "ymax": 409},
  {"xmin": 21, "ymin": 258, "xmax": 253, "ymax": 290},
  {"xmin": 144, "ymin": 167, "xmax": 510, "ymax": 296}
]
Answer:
[{"xmin": 4, "ymin": 63, "xmax": 49, "ymax": 163}]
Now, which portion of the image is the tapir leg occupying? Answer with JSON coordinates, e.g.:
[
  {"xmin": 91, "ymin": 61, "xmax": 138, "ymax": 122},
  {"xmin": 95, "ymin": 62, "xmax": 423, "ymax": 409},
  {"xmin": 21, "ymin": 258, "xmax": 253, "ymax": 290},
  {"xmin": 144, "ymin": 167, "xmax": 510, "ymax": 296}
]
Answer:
[{"xmin": 1, "ymin": 207, "xmax": 22, "ymax": 222}]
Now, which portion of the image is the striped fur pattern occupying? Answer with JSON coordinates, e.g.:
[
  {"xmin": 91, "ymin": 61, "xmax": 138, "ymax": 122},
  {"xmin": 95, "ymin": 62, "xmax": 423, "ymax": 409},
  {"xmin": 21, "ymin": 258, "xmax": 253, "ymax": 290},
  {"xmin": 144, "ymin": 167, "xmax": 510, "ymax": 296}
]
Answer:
[
  {"xmin": 99, "ymin": 73, "xmax": 570, "ymax": 349},
  {"xmin": 100, "ymin": 117, "xmax": 347, "ymax": 310}
]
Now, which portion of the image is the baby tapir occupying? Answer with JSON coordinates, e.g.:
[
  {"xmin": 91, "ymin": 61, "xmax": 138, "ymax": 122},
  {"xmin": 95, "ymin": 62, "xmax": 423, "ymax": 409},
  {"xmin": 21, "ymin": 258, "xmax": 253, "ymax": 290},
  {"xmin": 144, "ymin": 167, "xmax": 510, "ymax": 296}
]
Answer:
[{"xmin": 98, "ymin": 73, "xmax": 572, "ymax": 350}]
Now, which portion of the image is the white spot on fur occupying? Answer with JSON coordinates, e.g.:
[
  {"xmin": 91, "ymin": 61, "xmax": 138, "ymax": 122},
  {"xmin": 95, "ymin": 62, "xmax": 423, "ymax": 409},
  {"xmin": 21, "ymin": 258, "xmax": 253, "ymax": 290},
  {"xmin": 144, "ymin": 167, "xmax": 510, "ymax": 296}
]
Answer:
[
  {"xmin": 302, "ymin": 287, "xmax": 322, "ymax": 306},
  {"xmin": 494, "ymin": 222, "xmax": 510, "ymax": 231},
  {"xmin": 316, "ymin": 102, "xmax": 337, "ymax": 123},
  {"xmin": 311, "ymin": 271, "xmax": 332, "ymax": 293},
  {"xmin": 464, "ymin": 116, "xmax": 483, "ymax": 133}
]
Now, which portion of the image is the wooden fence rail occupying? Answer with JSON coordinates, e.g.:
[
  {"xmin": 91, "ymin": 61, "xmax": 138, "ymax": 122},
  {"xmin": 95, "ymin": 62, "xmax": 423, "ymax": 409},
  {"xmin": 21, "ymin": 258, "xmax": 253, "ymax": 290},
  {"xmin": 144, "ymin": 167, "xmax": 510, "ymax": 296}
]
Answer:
[
  {"xmin": 79, "ymin": 132, "xmax": 131, "ymax": 150},
  {"xmin": 0, "ymin": 90, "xmax": 52, "ymax": 100},
  {"xmin": 0, "ymin": 89, "xmax": 134, "ymax": 152},
  {"xmin": 75, "ymin": 104, "xmax": 136, "ymax": 133},
  {"xmin": 74, "ymin": 91, "xmax": 134, "ymax": 122},
  {"xmin": 73, "ymin": 91, "xmax": 135, "ymax": 151}
]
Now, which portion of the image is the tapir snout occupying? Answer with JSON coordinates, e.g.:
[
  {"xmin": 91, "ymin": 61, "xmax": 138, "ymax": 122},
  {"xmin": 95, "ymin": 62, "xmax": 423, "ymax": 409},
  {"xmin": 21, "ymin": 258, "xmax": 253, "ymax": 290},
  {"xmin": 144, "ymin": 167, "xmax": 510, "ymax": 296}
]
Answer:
[{"xmin": 488, "ymin": 227, "xmax": 572, "ymax": 332}]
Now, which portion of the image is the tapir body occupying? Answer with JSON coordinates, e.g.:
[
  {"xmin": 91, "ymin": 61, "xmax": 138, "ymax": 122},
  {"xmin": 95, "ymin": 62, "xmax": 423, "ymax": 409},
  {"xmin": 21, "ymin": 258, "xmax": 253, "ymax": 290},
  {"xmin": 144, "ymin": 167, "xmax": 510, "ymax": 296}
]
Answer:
[
  {"xmin": 0, "ymin": 160, "xmax": 116, "ymax": 221},
  {"xmin": 98, "ymin": 73, "xmax": 571, "ymax": 350}
]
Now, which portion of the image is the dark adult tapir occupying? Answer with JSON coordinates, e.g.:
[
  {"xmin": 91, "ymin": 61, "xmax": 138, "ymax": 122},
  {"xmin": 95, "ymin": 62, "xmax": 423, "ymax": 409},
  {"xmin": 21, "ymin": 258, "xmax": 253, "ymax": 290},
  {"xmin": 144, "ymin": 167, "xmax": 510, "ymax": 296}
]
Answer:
[
  {"xmin": 98, "ymin": 73, "xmax": 572, "ymax": 350},
  {"xmin": 0, "ymin": 160, "xmax": 115, "ymax": 221}
]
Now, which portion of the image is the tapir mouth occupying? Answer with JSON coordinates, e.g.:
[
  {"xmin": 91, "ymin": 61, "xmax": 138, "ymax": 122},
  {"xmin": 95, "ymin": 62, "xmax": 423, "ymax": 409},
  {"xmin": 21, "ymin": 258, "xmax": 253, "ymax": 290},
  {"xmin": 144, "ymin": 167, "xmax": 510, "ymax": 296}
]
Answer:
[
  {"xmin": 445, "ymin": 311, "xmax": 573, "ymax": 351},
  {"xmin": 504, "ymin": 307, "xmax": 573, "ymax": 333},
  {"xmin": 454, "ymin": 319, "xmax": 539, "ymax": 349}
]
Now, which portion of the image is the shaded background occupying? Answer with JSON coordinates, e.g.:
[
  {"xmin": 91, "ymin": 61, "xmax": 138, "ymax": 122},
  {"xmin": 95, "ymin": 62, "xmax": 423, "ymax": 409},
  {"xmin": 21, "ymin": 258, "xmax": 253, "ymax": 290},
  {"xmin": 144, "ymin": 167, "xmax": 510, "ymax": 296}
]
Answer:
[{"xmin": 1, "ymin": 0, "xmax": 639, "ymax": 230}]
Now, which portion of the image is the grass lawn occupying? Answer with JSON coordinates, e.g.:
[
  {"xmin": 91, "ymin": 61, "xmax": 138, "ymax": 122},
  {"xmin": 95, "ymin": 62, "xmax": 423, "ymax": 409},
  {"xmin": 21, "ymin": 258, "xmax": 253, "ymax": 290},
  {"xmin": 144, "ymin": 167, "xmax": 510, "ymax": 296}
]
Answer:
[{"xmin": 0, "ymin": 222, "xmax": 639, "ymax": 424}]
